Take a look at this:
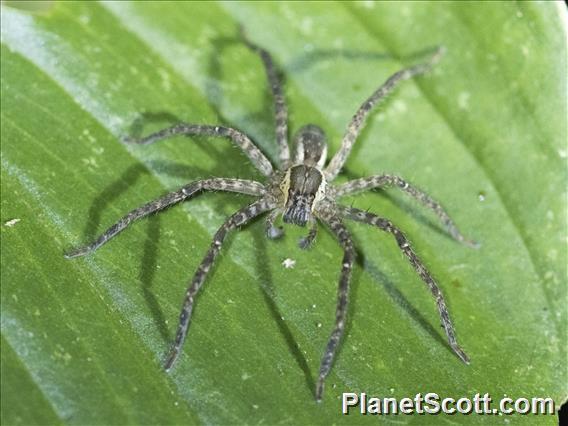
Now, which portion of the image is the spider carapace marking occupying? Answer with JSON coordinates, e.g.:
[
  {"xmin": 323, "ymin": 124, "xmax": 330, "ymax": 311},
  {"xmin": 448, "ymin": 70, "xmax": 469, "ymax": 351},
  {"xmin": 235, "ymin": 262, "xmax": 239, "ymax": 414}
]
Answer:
[{"xmin": 65, "ymin": 33, "xmax": 478, "ymax": 402}]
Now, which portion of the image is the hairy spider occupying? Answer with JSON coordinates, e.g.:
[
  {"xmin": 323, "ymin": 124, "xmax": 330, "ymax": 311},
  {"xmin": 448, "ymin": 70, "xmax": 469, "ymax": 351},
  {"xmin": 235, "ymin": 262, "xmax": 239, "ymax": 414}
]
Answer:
[{"xmin": 65, "ymin": 34, "xmax": 476, "ymax": 402}]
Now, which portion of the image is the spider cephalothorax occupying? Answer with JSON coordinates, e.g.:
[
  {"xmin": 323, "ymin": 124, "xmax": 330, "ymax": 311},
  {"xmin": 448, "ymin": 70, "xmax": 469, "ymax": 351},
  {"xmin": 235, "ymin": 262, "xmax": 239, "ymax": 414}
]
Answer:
[
  {"xmin": 281, "ymin": 164, "xmax": 326, "ymax": 226},
  {"xmin": 280, "ymin": 125, "xmax": 328, "ymax": 227},
  {"xmin": 66, "ymin": 34, "xmax": 476, "ymax": 402}
]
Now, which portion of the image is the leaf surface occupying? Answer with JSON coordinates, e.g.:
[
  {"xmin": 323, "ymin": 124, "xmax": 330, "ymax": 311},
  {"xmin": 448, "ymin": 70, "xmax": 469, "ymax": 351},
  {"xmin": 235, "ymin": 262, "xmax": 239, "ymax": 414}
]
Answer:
[{"xmin": 1, "ymin": 2, "xmax": 566, "ymax": 424}]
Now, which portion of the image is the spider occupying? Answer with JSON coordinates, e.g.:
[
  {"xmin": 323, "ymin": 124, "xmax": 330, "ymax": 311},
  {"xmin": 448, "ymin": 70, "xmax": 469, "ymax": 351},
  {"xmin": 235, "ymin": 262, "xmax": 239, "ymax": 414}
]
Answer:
[{"xmin": 65, "ymin": 33, "xmax": 477, "ymax": 402}]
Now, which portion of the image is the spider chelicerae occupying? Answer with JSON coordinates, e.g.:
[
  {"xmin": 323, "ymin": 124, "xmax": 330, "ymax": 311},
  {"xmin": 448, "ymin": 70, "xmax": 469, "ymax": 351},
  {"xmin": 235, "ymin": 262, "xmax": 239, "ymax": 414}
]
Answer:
[{"xmin": 66, "ymin": 33, "xmax": 477, "ymax": 402}]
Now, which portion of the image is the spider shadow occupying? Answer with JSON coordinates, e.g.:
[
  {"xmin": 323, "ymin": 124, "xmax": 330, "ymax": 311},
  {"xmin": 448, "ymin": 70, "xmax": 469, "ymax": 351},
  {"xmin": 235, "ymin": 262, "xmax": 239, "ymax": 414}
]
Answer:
[
  {"xmin": 81, "ymin": 163, "xmax": 148, "ymax": 243},
  {"xmin": 246, "ymin": 222, "xmax": 364, "ymax": 398},
  {"xmin": 343, "ymin": 197, "xmax": 459, "ymax": 359},
  {"xmin": 251, "ymin": 226, "xmax": 317, "ymax": 395},
  {"xmin": 122, "ymin": 105, "xmax": 271, "ymax": 342},
  {"xmin": 356, "ymin": 252, "xmax": 449, "ymax": 352},
  {"xmin": 127, "ymin": 111, "xmax": 235, "ymax": 175},
  {"xmin": 204, "ymin": 34, "xmax": 284, "ymax": 163},
  {"xmin": 80, "ymin": 155, "xmax": 236, "ymax": 345},
  {"xmin": 287, "ymin": 49, "xmax": 391, "ymax": 74},
  {"xmin": 287, "ymin": 46, "xmax": 442, "ymax": 74},
  {"xmin": 128, "ymin": 111, "xmax": 183, "ymax": 140},
  {"xmin": 80, "ymin": 163, "xmax": 171, "ymax": 342},
  {"xmin": 285, "ymin": 44, "xmax": 443, "ymax": 164},
  {"xmin": 140, "ymin": 214, "xmax": 170, "ymax": 342}
]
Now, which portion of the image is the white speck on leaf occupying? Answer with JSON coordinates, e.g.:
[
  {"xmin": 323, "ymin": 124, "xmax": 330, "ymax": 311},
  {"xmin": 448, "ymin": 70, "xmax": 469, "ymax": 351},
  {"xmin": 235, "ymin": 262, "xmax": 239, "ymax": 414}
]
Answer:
[
  {"xmin": 521, "ymin": 45, "xmax": 529, "ymax": 57},
  {"xmin": 81, "ymin": 157, "xmax": 99, "ymax": 168},
  {"xmin": 393, "ymin": 99, "xmax": 407, "ymax": 113},
  {"xmin": 82, "ymin": 129, "xmax": 96, "ymax": 143},
  {"xmin": 282, "ymin": 258, "xmax": 296, "ymax": 269},
  {"xmin": 300, "ymin": 17, "xmax": 313, "ymax": 35},
  {"xmin": 4, "ymin": 218, "xmax": 21, "ymax": 227},
  {"xmin": 546, "ymin": 210, "xmax": 554, "ymax": 221},
  {"xmin": 458, "ymin": 91, "xmax": 470, "ymax": 110},
  {"xmin": 158, "ymin": 68, "xmax": 172, "ymax": 92}
]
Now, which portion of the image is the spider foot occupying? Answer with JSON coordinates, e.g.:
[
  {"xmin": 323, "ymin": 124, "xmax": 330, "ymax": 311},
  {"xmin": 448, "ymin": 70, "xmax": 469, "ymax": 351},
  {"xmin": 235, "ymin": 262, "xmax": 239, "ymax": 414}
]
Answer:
[
  {"xmin": 464, "ymin": 238, "xmax": 481, "ymax": 250},
  {"xmin": 63, "ymin": 246, "xmax": 92, "ymax": 259},
  {"xmin": 449, "ymin": 229, "xmax": 481, "ymax": 250},
  {"xmin": 266, "ymin": 225, "xmax": 284, "ymax": 240},
  {"xmin": 299, "ymin": 222, "xmax": 317, "ymax": 249},
  {"xmin": 121, "ymin": 135, "xmax": 146, "ymax": 145},
  {"xmin": 298, "ymin": 236, "xmax": 314, "ymax": 250},
  {"xmin": 452, "ymin": 344, "xmax": 470, "ymax": 365},
  {"xmin": 315, "ymin": 377, "xmax": 325, "ymax": 402},
  {"xmin": 164, "ymin": 347, "xmax": 179, "ymax": 372}
]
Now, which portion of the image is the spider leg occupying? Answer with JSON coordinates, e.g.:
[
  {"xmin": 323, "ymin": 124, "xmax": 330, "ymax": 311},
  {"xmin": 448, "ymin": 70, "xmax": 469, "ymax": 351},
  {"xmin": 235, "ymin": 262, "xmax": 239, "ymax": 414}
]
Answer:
[
  {"xmin": 164, "ymin": 197, "xmax": 276, "ymax": 371},
  {"xmin": 298, "ymin": 219, "xmax": 318, "ymax": 249},
  {"xmin": 339, "ymin": 205, "xmax": 470, "ymax": 365},
  {"xmin": 241, "ymin": 29, "xmax": 290, "ymax": 169},
  {"xmin": 314, "ymin": 213, "xmax": 356, "ymax": 401},
  {"xmin": 125, "ymin": 124, "xmax": 274, "ymax": 177},
  {"xmin": 64, "ymin": 179, "xmax": 265, "ymax": 258},
  {"xmin": 325, "ymin": 47, "xmax": 445, "ymax": 181},
  {"xmin": 265, "ymin": 209, "xmax": 284, "ymax": 239},
  {"xmin": 335, "ymin": 175, "xmax": 478, "ymax": 247}
]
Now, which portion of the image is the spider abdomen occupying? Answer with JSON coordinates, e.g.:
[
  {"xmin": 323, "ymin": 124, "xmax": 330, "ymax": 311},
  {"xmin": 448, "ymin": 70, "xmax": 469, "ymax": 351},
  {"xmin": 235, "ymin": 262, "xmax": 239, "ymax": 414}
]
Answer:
[{"xmin": 292, "ymin": 124, "xmax": 328, "ymax": 168}]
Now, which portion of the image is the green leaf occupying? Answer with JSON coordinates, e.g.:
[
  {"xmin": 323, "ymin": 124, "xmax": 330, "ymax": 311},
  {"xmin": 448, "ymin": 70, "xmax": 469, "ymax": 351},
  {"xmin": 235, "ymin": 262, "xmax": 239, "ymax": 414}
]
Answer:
[{"xmin": 1, "ymin": 2, "xmax": 565, "ymax": 424}]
